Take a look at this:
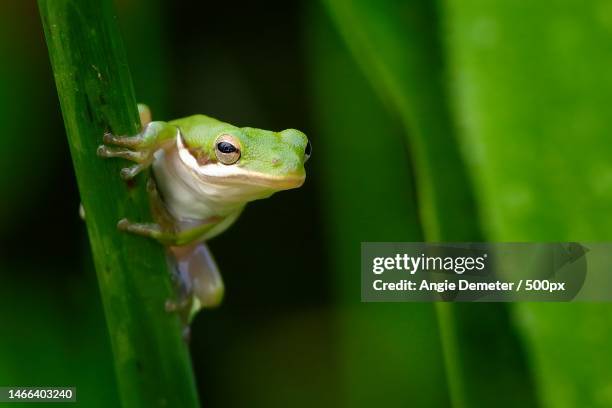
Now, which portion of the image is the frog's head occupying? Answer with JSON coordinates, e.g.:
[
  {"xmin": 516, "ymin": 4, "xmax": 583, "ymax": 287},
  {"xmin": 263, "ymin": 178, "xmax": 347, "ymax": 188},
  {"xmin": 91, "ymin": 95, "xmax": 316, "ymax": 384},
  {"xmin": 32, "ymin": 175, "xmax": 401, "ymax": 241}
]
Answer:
[{"xmin": 177, "ymin": 123, "xmax": 310, "ymax": 202}]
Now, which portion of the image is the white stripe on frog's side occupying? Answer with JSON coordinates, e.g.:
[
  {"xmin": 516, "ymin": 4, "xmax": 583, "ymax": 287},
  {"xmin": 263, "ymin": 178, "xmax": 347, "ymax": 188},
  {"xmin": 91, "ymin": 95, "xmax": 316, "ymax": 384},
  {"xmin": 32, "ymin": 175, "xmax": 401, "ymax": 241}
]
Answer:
[
  {"xmin": 153, "ymin": 137, "xmax": 272, "ymax": 212},
  {"xmin": 176, "ymin": 133, "xmax": 305, "ymax": 189},
  {"xmin": 152, "ymin": 145, "xmax": 245, "ymax": 240}
]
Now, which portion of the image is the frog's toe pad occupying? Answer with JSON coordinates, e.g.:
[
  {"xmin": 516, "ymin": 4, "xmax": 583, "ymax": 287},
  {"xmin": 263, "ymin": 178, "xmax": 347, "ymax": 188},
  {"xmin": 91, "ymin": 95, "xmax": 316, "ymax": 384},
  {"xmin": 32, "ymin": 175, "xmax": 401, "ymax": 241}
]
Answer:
[{"xmin": 120, "ymin": 164, "xmax": 144, "ymax": 180}]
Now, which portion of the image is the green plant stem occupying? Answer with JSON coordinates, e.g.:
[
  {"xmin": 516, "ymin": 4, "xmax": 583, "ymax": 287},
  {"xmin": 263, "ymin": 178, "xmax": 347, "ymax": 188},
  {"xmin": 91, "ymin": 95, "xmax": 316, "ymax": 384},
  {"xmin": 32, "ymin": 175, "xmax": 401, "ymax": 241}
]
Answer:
[{"xmin": 37, "ymin": 1, "xmax": 200, "ymax": 406}]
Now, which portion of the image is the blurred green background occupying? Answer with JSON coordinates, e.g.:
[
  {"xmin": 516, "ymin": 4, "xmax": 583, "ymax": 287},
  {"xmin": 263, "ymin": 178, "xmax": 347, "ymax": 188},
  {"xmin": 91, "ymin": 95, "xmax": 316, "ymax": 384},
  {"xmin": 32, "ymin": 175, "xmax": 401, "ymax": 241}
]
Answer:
[{"xmin": 2, "ymin": 0, "xmax": 612, "ymax": 407}]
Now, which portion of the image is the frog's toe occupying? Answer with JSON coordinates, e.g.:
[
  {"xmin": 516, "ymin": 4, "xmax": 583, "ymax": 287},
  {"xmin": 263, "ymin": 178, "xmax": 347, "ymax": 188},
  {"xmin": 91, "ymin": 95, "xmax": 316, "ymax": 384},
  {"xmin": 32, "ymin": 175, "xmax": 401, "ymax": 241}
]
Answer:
[
  {"xmin": 117, "ymin": 218, "xmax": 131, "ymax": 231},
  {"xmin": 97, "ymin": 144, "xmax": 114, "ymax": 157},
  {"xmin": 102, "ymin": 132, "xmax": 145, "ymax": 149},
  {"xmin": 120, "ymin": 163, "xmax": 147, "ymax": 180},
  {"xmin": 102, "ymin": 131, "xmax": 115, "ymax": 144},
  {"xmin": 98, "ymin": 145, "xmax": 146, "ymax": 163}
]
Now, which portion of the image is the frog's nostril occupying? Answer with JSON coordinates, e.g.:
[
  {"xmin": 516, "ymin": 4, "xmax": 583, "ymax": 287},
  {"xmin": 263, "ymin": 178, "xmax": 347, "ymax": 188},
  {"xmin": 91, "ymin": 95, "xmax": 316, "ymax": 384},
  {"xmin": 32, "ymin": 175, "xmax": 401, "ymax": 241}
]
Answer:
[{"xmin": 304, "ymin": 140, "xmax": 312, "ymax": 161}]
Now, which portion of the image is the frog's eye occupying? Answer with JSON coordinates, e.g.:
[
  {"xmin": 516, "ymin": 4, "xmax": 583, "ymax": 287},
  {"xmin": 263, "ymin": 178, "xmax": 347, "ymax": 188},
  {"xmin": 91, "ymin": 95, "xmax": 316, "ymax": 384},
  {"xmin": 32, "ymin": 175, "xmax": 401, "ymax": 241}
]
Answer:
[
  {"xmin": 304, "ymin": 140, "xmax": 312, "ymax": 162},
  {"xmin": 214, "ymin": 134, "xmax": 241, "ymax": 165}
]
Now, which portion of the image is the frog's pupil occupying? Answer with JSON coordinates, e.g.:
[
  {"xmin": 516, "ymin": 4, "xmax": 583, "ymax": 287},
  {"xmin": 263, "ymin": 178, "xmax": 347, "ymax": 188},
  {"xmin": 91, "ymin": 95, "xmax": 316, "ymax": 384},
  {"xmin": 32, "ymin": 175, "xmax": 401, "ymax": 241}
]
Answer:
[
  {"xmin": 217, "ymin": 141, "xmax": 236, "ymax": 154},
  {"xmin": 305, "ymin": 140, "xmax": 312, "ymax": 157}
]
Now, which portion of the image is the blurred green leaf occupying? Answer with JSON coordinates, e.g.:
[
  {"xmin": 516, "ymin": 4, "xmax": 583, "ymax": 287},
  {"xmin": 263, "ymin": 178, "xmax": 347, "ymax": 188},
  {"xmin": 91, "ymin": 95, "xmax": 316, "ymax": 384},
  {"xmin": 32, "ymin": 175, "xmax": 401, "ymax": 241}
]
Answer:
[
  {"xmin": 322, "ymin": 1, "xmax": 538, "ymax": 407},
  {"xmin": 441, "ymin": 1, "xmax": 612, "ymax": 407},
  {"xmin": 307, "ymin": 4, "xmax": 451, "ymax": 407},
  {"xmin": 321, "ymin": 0, "xmax": 480, "ymax": 241}
]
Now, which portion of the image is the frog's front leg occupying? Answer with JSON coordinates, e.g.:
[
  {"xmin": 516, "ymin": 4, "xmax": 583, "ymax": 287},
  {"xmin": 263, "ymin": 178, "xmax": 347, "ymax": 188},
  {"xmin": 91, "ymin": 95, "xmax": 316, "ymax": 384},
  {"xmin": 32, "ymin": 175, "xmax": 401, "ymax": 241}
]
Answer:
[{"xmin": 98, "ymin": 110, "xmax": 179, "ymax": 180}]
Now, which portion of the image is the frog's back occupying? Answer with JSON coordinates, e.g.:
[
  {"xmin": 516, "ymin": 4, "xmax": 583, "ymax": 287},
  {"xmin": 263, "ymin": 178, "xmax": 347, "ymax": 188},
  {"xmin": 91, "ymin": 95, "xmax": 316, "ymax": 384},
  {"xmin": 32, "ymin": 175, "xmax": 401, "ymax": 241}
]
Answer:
[{"xmin": 169, "ymin": 114, "xmax": 238, "ymax": 146}]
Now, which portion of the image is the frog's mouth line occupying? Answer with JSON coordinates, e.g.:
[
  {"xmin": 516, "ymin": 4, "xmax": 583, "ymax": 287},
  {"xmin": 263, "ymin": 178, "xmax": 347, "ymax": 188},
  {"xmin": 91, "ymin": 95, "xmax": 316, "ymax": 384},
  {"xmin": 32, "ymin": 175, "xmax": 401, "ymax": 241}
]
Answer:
[{"xmin": 176, "ymin": 136, "xmax": 305, "ymax": 190}]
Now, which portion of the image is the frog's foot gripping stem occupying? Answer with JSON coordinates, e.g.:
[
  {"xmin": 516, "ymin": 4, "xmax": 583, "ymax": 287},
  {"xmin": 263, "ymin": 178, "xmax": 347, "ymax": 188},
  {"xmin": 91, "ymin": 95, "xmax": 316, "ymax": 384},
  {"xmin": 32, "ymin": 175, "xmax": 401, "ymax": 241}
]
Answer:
[
  {"xmin": 97, "ymin": 145, "xmax": 151, "ymax": 180},
  {"xmin": 164, "ymin": 277, "xmax": 194, "ymax": 341},
  {"xmin": 117, "ymin": 218, "xmax": 166, "ymax": 239},
  {"xmin": 165, "ymin": 291, "xmax": 194, "ymax": 342},
  {"xmin": 97, "ymin": 104, "xmax": 179, "ymax": 180}
]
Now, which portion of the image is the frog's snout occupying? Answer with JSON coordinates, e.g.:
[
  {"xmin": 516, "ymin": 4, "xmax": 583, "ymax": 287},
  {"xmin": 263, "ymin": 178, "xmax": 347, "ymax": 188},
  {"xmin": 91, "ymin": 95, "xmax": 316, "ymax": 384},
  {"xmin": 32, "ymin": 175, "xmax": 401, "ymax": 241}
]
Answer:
[{"xmin": 280, "ymin": 128, "xmax": 311, "ymax": 164}]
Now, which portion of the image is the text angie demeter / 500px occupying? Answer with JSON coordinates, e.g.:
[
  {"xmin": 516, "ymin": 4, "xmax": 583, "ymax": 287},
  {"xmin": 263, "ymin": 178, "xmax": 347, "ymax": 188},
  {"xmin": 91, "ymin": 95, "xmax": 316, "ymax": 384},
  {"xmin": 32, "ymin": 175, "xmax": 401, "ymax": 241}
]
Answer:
[{"xmin": 373, "ymin": 279, "xmax": 515, "ymax": 293}]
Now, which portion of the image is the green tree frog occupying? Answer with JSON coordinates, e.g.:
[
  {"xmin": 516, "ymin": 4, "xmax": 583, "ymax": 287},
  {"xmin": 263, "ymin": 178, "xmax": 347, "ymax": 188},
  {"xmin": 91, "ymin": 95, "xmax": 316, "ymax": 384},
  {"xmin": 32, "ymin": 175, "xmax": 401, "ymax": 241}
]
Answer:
[{"xmin": 98, "ymin": 105, "xmax": 310, "ymax": 322}]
